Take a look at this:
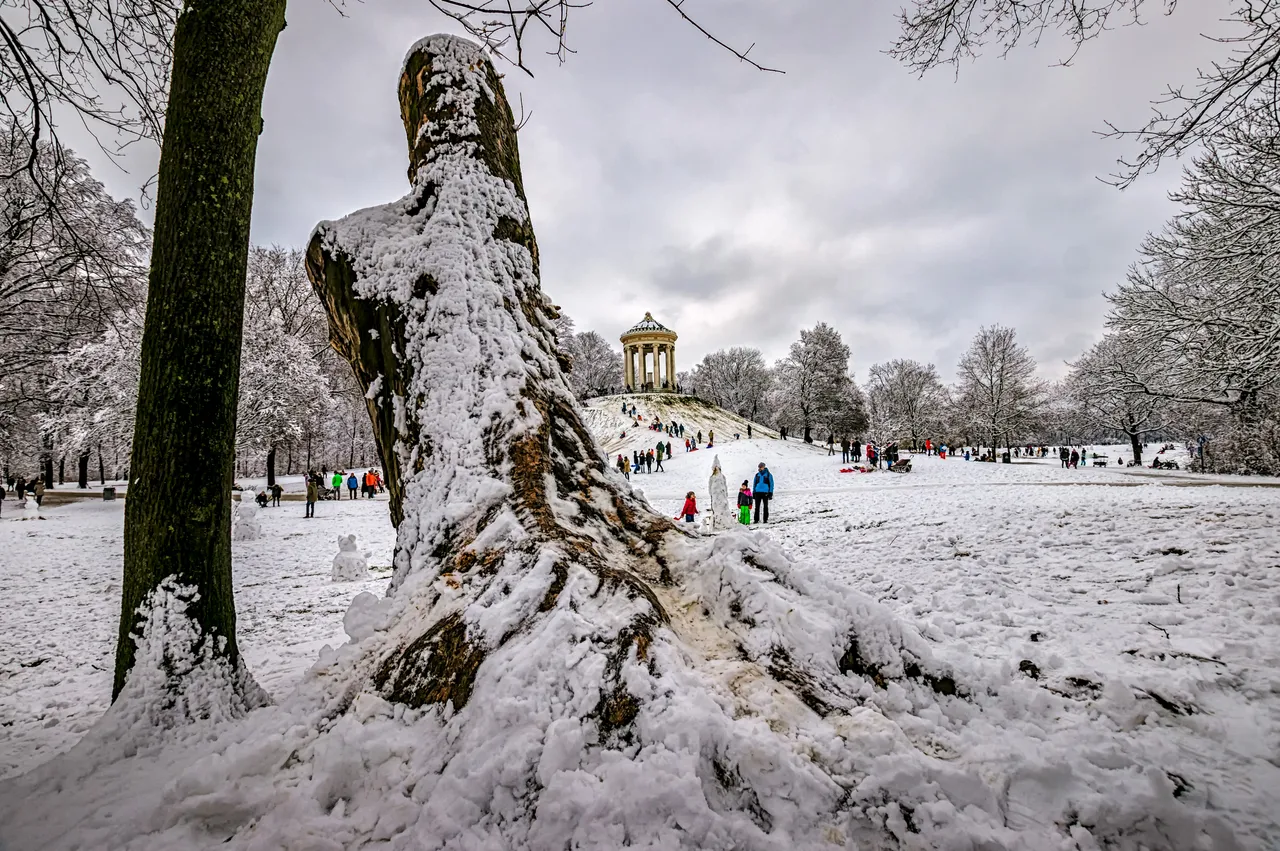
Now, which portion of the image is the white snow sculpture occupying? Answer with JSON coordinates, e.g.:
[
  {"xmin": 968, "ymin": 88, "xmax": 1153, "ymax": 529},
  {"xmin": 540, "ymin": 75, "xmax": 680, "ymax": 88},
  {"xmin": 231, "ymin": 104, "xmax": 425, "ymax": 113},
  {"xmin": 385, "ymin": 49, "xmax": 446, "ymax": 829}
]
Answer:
[
  {"xmin": 231, "ymin": 491, "xmax": 261, "ymax": 541},
  {"xmin": 706, "ymin": 454, "xmax": 730, "ymax": 531},
  {"xmin": 331, "ymin": 534, "xmax": 370, "ymax": 582},
  {"xmin": 21, "ymin": 496, "xmax": 41, "ymax": 521}
]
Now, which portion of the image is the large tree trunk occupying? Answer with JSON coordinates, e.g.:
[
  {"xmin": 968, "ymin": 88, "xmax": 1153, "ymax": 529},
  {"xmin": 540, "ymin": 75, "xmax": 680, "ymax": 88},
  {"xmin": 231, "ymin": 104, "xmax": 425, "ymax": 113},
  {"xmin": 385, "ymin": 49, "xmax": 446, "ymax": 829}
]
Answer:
[
  {"xmin": 266, "ymin": 447, "xmax": 276, "ymax": 488},
  {"xmin": 77, "ymin": 452, "xmax": 89, "ymax": 489},
  {"xmin": 98, "ymin": 448, "xmax": 105, "ymax": 485},
  {"xmin": 115, "ymin": 0, "xmax": 286, "ymax": 701},
  {"xmin": 42, "ymin": 453, "xmax": 53, "ymax": 490}
]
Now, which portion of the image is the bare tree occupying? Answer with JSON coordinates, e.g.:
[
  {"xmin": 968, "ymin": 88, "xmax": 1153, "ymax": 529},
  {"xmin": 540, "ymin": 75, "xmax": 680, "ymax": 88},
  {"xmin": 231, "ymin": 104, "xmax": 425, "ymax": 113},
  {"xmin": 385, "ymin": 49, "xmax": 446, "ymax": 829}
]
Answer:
[
  {"xmin": 563, "ymin": 329, "xmax": 622, "ymax": 398},
  {"xmin": 955, "ymin": 325, "xmax": 1046, "ymax": 453},
  {"xmin": 772, "ymin": 322, "xmax": 856, "ymax": 443},
  {"xmin": 1, "ymin": 1, "xmax": 177, "ymax": 187},
  {"xmin": 689, "ymin": 347, "xmax": 773, "ymax": 422},
  {"xmin": 892, "ymin": 0, "xmax": 1280, "ymax": 185},
  {"xmin": 865, "ymin": 359, "xmax": 949, "ymax": 450},
  {"xmin": 1066, "ymin": 333, "xmax": 1169, "ymax": 464}
]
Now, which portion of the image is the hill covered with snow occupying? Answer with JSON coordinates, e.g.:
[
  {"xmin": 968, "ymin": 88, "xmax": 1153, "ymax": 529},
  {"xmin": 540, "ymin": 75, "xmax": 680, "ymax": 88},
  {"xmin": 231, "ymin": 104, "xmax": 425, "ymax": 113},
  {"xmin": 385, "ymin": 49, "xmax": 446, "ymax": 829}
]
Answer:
[{"xmin": 581, "ymin": 393, "xmax": 779, "ymax": 457}]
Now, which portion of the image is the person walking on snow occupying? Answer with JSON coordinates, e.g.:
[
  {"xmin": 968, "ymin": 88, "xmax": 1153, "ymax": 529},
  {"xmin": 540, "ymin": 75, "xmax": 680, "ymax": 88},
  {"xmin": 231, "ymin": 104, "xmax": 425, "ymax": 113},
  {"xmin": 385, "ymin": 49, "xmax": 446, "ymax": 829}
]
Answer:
[
  {"xmin": 347, "ymin": 472, "xmax": 358, "ymax": 499},
  {"xmin": 305, "ymin": 476, "xmax": 317, "ymax": 518},
  {"xmin": 270, "ymin": 482, "xmax": 283, "ymax": 507},
  {"xmin": 645, "ymin": 451, "xmax": 653, "ymax": 473},
  {"xmin": 331, "ymin": 470, "xmax": 343, "ymax": 497},
  {"xmin": 752, "ymin": 462, "xmax": 774, "ymax": 524},
  {"xmin": 617, "ymin": 454, "xmax": 630, "ymax": 480},
  {"xmin": 676, "ymin": 491, "xmax": 699, "ymax": 525},
  {"xmin": 827, "ymin": 434, "xmax": 835, "ymax": 455},
  {"xmin": 1069, "ymin": 449, "xmax": 1080, "ymax": 469},
  {"xmin": 655, "ymin": 442, "xmax": 665, "ymax": 471},
  {"xmin": 737, "ymin": 481, "xmax": 752, "ymax": 525}
]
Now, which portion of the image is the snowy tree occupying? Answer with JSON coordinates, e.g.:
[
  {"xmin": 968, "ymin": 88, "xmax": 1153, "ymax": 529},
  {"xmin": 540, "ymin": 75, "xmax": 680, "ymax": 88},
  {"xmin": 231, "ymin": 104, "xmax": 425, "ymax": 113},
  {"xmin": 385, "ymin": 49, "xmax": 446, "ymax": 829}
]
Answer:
[
  {"xmin": 44, "ymin": 313, "xmax": 143, "ymax": 487},
  {"xmin": 1103, "ymin": 103, "xmax": 1280, "ymax": 473},
  {"xmin": 865, "ymin": 359, "xmax": 948, "ymax": 450},
  {"xmin": 1066, "ymin": 334, "xmax": 1171, "ymax": 465},
  {"xmin": 772, "ymin": 322, "xmax": 857, "ymax": 443},
  {"xmin": 0, "ymin": 130, "xmax": 149, "ymax": 438},
  {"xmin": 235, "ymin": 317, "xmax": 331, "ymax": 476},
  {"xmin": 955, "ymin": 325, "xmax": 1046, "ymax": 453},
  {"xmin": 563, "ymin": 330, "xmax": 622, "ymax": 399},
  {"xmin": 689, "ymin": 347, "xmax": 773, "ymax": 423}
]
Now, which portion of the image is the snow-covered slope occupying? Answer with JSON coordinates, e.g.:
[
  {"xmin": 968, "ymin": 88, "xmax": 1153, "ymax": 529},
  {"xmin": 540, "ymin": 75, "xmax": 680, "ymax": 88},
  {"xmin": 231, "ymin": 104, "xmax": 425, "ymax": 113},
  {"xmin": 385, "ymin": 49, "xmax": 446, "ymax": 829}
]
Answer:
[{"xmin": 582, "ymin": 393, "xmax": 780, "ymax": 457}]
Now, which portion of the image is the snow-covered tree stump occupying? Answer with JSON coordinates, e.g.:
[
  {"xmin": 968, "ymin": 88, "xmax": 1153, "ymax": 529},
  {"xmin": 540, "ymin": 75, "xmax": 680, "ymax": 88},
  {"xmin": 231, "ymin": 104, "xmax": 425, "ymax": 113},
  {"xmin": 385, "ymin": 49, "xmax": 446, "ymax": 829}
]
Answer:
[{"xmin": 297, "ymin": 35, "xmax": 989, "ymax": 845}]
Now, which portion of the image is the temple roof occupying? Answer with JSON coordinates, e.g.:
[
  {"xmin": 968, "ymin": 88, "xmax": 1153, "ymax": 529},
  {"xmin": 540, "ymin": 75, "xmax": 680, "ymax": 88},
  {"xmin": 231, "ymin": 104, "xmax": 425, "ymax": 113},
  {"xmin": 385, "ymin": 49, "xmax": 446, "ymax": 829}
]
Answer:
[{"xmin": 623, "ymin": 312, "xmax": 674, "ymax": 336}]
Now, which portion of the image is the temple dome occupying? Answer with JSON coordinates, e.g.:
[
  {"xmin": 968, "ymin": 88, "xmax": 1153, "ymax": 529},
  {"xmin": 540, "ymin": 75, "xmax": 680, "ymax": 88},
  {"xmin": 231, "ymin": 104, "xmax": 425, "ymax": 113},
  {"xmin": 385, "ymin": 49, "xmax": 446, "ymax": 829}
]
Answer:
[{"xmin": 623, "ymin": 312, "xmax": 675, "ymax": 338}]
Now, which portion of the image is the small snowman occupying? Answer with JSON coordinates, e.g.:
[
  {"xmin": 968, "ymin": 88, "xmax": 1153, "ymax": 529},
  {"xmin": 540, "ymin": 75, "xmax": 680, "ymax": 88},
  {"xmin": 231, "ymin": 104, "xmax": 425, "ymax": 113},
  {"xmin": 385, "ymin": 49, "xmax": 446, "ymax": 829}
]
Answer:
[
  {"xmin": 331, "ymin": 534, "xmax": 370, "ymax": 582},
  {"xmin": 21, "ymin": 495, "xmax": 41, "ymax": 521},
  {"xmin": 231, "ymin": 490, "xmax": 261, "ymax": 540}
]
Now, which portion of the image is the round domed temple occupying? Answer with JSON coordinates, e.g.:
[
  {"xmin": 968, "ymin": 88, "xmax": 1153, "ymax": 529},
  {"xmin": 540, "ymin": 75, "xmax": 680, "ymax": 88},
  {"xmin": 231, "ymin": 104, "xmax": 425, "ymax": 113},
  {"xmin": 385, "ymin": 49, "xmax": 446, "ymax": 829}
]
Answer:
[{"xmin": 620, "ymin": 312, "xmax": 677, "ymax": 392}]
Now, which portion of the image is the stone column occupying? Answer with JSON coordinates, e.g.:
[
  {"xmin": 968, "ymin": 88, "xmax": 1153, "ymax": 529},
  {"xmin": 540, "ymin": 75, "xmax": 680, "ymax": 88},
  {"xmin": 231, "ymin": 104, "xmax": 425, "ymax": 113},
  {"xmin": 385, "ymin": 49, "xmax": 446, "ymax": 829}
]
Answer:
[
  {"xmin": 658, "ymin": 345, "xmax": 667, "ymax": 389},
  {"xmin": 623, "ymin": 344, "xmax": 633, "ymax": 390},
  {"xmin": 667, "ymin": 346, "xmax": 676, "ymax": 390}
]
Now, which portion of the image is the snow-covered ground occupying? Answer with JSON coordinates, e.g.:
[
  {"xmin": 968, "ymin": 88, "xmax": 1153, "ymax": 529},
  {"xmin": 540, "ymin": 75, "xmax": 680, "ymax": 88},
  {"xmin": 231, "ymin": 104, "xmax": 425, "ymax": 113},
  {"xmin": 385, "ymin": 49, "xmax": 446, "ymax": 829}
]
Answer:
[
  {"xmin": 0, "ymin": 497, "xmax": 395, "ymax": 779},
  {"xmin": 3, "ymin": 400, "xmax": 1279, "ymax": 846}
]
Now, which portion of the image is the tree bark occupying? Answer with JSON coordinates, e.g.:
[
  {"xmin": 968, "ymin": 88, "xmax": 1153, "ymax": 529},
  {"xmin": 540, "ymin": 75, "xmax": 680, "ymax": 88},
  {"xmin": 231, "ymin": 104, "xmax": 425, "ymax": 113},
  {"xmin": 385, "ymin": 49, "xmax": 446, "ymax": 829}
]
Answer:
[
  {"xmin": 98, "ymin": 448, "xmax": 105, "ymax": 485},
  {"xmin": 58, "ymin": 456, "xmax": 65, "ymax": 485},
  {"xmin": 43, "ymin": 453, "xmax": 53, "ymax": 490},
  {"xmin": 115, "ymin": 0, "xmax": 287, "ymax": 700},
  {"xmin": 78, "ymin": 452, "xmax": 89, "ymax": 489},
  {"xmin": 266, "ymin": 447, "xmax": 276, "ymax": 488}
]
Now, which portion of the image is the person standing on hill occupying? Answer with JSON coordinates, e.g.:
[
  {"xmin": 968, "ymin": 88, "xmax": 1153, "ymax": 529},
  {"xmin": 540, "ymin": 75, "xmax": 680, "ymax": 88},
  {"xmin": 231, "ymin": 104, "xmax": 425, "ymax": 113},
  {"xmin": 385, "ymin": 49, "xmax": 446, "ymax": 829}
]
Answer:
[
  {"xmin": 747, "ymin": 424, "xmax": 752, "ymax": 439},
  {"xmin": 752, "ymin": 462, "xmax": 774, "ymax": 524},
  {"xmin": 617, "ymin": 454, "xmax": 630, "ymax": 480},
  {"xmin": 331, "ymin": 470, "xmax": 342, "ymax": 497},
  {"xmin": 270, "ymin": 482, "xmax": 283, "ymax": 507},
  {"xmin": 645, "ymin": 451, "xmax": 653, "ymax": 473},
  {"xmin": 840, "ymin": 437, "xmax": 850, "ymax": 463},
  {"xmin": 347, "ymin": 472, "xmax": 359, "ymax": 499},
  {"xmin": 655, "ymin": 442, "xmax": 665, "ymax": 471},
  {"xmin": 305, "ymin": 476, "xmax": 317, "ymax": 518},
  {"xmin": 1059, "ymin": 446, "xmax": 1070, "ymax": 468}
]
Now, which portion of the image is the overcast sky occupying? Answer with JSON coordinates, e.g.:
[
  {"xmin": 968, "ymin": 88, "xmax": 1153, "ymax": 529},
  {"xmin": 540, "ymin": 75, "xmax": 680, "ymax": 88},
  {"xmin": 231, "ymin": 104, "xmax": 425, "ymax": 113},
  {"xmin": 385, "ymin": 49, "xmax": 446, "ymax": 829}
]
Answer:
[{"xmin": 83, "ymin": 0, "xmax": 1230, "ymax": 382}]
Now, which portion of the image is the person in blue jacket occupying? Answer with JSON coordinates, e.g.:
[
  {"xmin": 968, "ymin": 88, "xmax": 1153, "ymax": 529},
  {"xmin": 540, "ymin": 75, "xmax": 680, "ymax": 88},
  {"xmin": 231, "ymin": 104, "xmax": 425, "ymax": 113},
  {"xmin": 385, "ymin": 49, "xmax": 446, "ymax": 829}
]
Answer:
[
  {"xmin": 752, "ymin": 462, "xmax": 774, "ymax": 523},
  {"xmin": 347, "ymin": 472, "xmax": 359, "ymax": 500}
]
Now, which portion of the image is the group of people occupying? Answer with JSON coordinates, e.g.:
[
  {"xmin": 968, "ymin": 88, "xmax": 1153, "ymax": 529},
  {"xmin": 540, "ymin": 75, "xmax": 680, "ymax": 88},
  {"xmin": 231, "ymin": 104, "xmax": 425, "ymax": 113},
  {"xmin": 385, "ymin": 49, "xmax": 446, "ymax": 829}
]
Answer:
[
  {"xmin": 677, "ymin": 461, "xmax": 776, "ymax": 526},
  {"xmin": 0, "ymin": 475, "xmax": 45, "ymax": 517},
  {"xmin": 299, "ymin": 468, "xmax": 385, "ymax": 518},
  {"xmin": 618, "ymin": 444, "xmax": 670, "ymax": 478}
]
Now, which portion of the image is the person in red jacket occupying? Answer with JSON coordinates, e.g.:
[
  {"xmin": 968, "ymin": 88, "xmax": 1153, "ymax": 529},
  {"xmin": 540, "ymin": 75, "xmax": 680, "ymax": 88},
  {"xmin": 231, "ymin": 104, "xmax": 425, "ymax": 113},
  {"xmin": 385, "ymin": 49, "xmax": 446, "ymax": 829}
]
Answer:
[{"xmin": 676, "ymin": 491, "xmax": 699, "ymax": 524}]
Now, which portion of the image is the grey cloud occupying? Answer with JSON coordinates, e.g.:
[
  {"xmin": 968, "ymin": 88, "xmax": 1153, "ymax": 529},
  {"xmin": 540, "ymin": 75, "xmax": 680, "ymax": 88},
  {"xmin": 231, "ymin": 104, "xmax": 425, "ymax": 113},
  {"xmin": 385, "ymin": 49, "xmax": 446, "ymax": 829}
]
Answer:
[{"xmin": 63, "ymin": 0, "xmax": 1232, "ymax": 386}]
